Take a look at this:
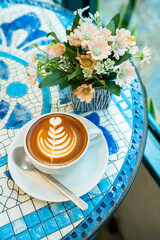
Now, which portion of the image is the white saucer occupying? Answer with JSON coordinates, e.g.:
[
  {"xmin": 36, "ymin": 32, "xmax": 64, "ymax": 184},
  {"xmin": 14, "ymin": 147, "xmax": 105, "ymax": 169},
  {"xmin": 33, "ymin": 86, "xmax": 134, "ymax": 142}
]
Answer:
[{"xmin": 8, "ymin": 114, "xmax": 109, "ymax": 202}]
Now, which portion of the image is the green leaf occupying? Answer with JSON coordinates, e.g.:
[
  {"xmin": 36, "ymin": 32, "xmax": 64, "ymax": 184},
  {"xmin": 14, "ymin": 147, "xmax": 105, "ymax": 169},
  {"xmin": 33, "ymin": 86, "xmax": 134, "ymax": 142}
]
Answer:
[
  {"xmin": 46, "ymin": 32, "xmax": 60, "ymax": 43},
  {"xmin": 72, "ymin": 13, "xmax": 80, "ymax": 31},
  {"xmin": 106, "ymin": 21, "xmax": 115, "ymax": 35},
  {"xmin": 116, "ymin": 52, "xmax": 132, "ymax": 65},
  {"xmin": 39, "ymin": 69, "xmax": 68, "ymax": 89},
  {"xmin": 106, "ymin": 13, "xmax": 120, "ymax": 35},
  {"xmin": 104, "ymin": 72, "xmax": 117, "ymax": 80},
  {"xmin": 105, "ymin": 80, "xmax": 121, "ymax": 96},
  {"xmin": 66, "ymin": 29, "xmax": 72, "ymax": 35},
  {"xmin": 70, "ymin": 81, "xmax": 80, "ymax": 91},
  {"xmin": 68, "ymin": 64, "xmax": 82, "ymax": 80},
  {"xmin": 64, "ymin": 42, "xmax": 77, "ymax": 63},
  {"xmin": 112, "ymin": 13, "xmax": 120, "ymax": 30}
]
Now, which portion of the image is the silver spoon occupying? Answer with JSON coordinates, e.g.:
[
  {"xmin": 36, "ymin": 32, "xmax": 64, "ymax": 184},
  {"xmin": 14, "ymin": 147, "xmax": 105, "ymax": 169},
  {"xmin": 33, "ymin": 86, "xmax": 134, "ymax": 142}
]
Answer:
[{"xmin": 13, "ymin": 146, "xmax": 88, "ymax": 211}]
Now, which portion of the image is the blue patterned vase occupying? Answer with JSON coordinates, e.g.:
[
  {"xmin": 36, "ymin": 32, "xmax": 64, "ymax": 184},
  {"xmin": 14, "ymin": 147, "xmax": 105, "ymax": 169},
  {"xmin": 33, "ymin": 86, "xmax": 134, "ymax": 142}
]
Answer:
[{"xmin": 70, "ymin": 87, "xmax": 112, "ymax": 112}]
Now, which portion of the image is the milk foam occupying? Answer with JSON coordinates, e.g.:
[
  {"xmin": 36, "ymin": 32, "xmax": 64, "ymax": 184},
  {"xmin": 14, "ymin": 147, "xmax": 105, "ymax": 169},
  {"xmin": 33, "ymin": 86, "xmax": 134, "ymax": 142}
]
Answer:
[{"xmin": 37, "ymin": 117, "xmax": 77, "ymax": 159}]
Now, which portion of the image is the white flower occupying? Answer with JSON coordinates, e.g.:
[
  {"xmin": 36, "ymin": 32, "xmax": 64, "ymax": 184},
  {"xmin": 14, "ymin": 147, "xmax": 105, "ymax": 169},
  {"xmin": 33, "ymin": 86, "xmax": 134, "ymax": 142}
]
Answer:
[
  {"xmin": 116, "ymin": 61, "xmax": 135, "ymax": 88},
  {"xmin": 116, "ymin": 28, "xmax": 138, "ymax": 55},
  {"xmin": 88, "ymin": 37, "xmax": 111, "ymax": 60},
  {"xmin": 94, "ymin": 61, "xmax": 105, "ymax": 74},
  {"xmin": 113, "ymin": 36, "xmax": 127, "ymax": 60},
  {"xmin": 83, "ymin": 68, "xmax": 93, "ymax": 78},
  {"xmin": 104, "ymin": 59, "xmax": 115, "ymax": 70},
  {"xmin": 140, "ymin": 46, "xmax": 151, "ymax": 64}
]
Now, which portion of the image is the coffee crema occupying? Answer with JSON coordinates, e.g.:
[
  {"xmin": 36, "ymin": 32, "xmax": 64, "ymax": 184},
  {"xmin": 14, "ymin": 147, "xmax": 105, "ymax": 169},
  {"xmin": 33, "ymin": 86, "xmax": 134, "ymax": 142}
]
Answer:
[{"xmin": 26, "ymin": 113, "xmax": 88, "ymax": 166}]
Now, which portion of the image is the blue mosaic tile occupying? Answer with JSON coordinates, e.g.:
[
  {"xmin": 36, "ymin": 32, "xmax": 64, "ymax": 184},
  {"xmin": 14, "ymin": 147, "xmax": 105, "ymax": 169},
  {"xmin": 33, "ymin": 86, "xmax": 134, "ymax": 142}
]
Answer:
[
  {"xmin": 24, "ymin": 212, "xmax": 40, "ymax": 228},
  {"xmin": 63, "ymin": 200, "xmax": 76, "ymax": 210},
  {"xmin": 83, "ymin": 201, "xmax": 94, "ymax": 217},
  {"xmin": 67, "ymin": 207, "xmax": 83, "ymax": 222},
  {"xmin": 0, "ymin": 223, "xmax": 14, "ymax": 239},
  {"xmin": 58, "ymin": 86, "xmax": 71, "ymax": 104},
  {"xmin": 42, "ymin": 218, "xmax": 58, "ymax": 235},
  {"xmin": 4, "ymin": 102, "xmax": 33, "ymax": 129},
  {"xmin": 55, "ymin": 212, "xmax": 71, "ymax": 229},
  {"xmin": 16, "ymin": 230, "xmax": 31, "ymax": 240},
  {"xmin": 4, "ymin": 170, "xmax": 13, "ymax": 181},
  {"xmin": 6, "ymin": 82, "xmax": 28, "ymax": 98},
  {"xmin": 12, "ymin": 218, "xmax": 27, "ymax": 234},
  {"xmin": 0, "ymin": 155, "xmax": 8, "ymax": 167},
  {"xmin": 29, "ymin": 224, "xmax": 45, "ymax": 240},
  {"xmin": 1, "ymin": 12, "xmax": 46, "ymax": 48},
  {"xmin": 50, "ymin": 202, "xmax": 65, "ymax": 216},
  {"xmin": 9, "ymin": 237, "xmax": 16, "ymax": 240},
  {"xmin": 91, "ymin": 195, "xmax": 103, "ymax": 207},
  {"xmin": 98, "ymin": 178, "xmax": 111, "ymax": 194},
  {"xmin": 0, "ymin": 100, "xmax": 9, "ymax": 119},
  {"xmin": 81, "ymin": 194, "xmax": 90, "ymax": 202},
  {"xmin": 85, "ymin": 112, "xmax": 119, "ymax": 155},
  {"xmin": 88, "ymin": 185, "xmax": 102, "ymax": 198},
  {"xmin": 0, "ymin": 60, "xmax": 9, "ymax": 80},
  {"xmin": 37, "ymin": 206, "xmax": 53, "ymax": 222}
]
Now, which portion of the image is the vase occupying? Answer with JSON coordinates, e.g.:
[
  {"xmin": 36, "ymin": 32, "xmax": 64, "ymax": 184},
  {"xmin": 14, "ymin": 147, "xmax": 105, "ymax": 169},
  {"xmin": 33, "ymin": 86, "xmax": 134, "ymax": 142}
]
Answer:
[{"xmin": 70, "ymin": 87, "xmax": 112, "ymax": 112}]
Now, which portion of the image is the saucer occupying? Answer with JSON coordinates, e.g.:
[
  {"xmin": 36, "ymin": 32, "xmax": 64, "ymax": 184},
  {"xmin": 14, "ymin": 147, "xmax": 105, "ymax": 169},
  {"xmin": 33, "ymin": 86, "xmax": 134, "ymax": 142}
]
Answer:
[{"xmin": 8, "ymin": 114, "xmax": 109, "ymax": 202}]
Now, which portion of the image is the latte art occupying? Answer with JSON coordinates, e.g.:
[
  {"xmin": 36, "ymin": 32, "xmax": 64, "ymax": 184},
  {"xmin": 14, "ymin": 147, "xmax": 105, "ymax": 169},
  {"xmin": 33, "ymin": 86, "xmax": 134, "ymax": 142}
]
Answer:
[
  {"xmin": 26, "ymin": 113, "xmax": 88, "ymax": 166},
  {"xmin": 38, "ymin": 117, "xmax": 77, "ymax": 160}
]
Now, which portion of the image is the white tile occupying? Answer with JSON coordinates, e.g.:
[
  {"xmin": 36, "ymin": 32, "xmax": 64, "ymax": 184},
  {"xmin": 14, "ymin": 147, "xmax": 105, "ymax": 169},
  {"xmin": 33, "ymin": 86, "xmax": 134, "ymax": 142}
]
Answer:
[
  {"xmin": 124, "ymin": 109, "xmax": 132, "ymax": 118},
  {"xmin": 119, "ymin": 101, "xmax": 128, "ymax": 110},
  {"xmin": 113, "ymin": 113, "xmax": 125, "ymax": 124},
  {"xmin": 123, "ymin": 89, "xmax": 131, "ymax": 98},
  {"xmin": 118, "ymin": 122, "xmax": 131, "ymax": 133},
  {"xmin": 108, "ymin": 154, "xmax": 118, "ymax": 162},
  {"xmin": 8, "ymin": 206, "xmax": 22, "ymax": 222},
  {"xmin": 60, "ymin": 224, "xmax": 74, "ymax": 236},
  {"xmin": 0, "ymin": 211, "xmax": 10, "ymax": 227},
  {"xmin": 117, "ymin": 140, "xmax": 126, "ymax": 148},
  {"xmin": 48, "ymin": 230, "xmax": 62, "ymax": 240},
  {"xmin": 123, "ymin": 130, "xmax": 132, "ymax": 142},
  {"xmin": 128, "ymin": 98, "xmax": 132, "ymax": 104},
  {"xmin": 32, "ymin": 199, "xmax": 47, "ymax": 210},
  {"xmin": 108, "ymin": 104, "xmax": 119, "ymax": 114},
  {"xmin": 105, "ymin": 163, "xmax": 118, "ymax": 176},
  {"xmin": 105, "ymin": 124, "xmax": 114, "ymax": 132},
  {"xmin": 114, "ymin": 159, "xmax": 124, "ymax": 171},
  {"xmin": 73, "ymin": 218, "xmax": 84, "ymax": 227},
  {"xmin": 20, "ymin": 200, "xmax": 35, "ymax": 216}
]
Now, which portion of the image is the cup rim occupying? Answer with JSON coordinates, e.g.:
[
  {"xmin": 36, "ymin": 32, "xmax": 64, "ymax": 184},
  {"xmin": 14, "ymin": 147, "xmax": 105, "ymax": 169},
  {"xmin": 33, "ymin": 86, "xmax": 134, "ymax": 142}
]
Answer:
[{"xmin": 24, "ymin": 112, "xmax": 89, "ymax": 169}]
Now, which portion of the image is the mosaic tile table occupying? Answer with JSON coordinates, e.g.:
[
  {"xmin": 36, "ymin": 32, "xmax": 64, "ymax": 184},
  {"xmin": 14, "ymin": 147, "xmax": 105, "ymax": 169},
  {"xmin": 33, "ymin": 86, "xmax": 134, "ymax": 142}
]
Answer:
[{"xmin": 0, "ymin": 1, "xmax": 148, "ymax": 239}]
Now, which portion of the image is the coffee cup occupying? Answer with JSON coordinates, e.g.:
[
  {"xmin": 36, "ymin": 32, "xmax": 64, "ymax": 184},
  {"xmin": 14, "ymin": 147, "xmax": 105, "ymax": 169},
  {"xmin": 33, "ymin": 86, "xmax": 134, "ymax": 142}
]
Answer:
[{"xmin": 24, "ymin": 112, "xmax": 102, "ymax": 175}]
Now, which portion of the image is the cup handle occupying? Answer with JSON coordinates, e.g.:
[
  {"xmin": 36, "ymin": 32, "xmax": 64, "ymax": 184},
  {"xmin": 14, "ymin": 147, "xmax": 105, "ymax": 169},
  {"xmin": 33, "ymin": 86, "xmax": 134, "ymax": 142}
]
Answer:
[{"xmin": 88, "ymin": 128, "xmax": 103, "ymax": 145}]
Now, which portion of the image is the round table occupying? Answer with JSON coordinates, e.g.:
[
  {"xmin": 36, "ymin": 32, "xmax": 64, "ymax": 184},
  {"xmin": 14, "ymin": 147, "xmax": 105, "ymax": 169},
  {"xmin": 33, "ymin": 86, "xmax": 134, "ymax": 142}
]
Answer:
[{"xmin": 0, "ymin": 1, "xmax": 148, "ymax": 239}]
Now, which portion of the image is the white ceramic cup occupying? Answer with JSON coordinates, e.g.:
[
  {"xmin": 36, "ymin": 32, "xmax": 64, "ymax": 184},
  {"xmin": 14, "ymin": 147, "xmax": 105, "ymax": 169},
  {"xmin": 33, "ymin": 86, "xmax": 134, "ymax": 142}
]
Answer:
[{"xmin": 24, "ymin": 112, "xmax": 102, "ymax": 175}]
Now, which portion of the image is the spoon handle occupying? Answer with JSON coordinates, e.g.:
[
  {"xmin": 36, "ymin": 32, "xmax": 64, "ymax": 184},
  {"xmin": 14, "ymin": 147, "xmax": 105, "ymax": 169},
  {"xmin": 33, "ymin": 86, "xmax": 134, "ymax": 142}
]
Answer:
[{"xmin": 41, "ymin": 173, "xmax": 88, "ymax": 211}]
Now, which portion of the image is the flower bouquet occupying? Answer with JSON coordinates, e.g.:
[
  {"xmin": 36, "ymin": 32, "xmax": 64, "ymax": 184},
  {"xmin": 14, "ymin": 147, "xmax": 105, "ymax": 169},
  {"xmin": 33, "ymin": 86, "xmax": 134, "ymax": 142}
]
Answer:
[{"xmin": 27, "ymin": 7, "xmax": 151, "ymax": 112}]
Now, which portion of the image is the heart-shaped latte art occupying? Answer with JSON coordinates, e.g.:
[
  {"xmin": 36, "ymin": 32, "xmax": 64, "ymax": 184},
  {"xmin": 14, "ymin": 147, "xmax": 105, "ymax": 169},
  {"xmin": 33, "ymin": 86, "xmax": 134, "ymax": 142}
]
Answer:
[{"xmin": 49, "ymin": 117, "xmax": 62, "ymax": 127}]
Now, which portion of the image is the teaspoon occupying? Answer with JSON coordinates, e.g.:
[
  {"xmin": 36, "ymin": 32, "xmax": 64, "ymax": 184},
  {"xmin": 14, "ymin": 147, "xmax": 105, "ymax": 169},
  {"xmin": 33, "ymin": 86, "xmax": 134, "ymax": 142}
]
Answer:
[{"xmin": 13, "ymin": 146, "xmax": 88, "ymax": 211}]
